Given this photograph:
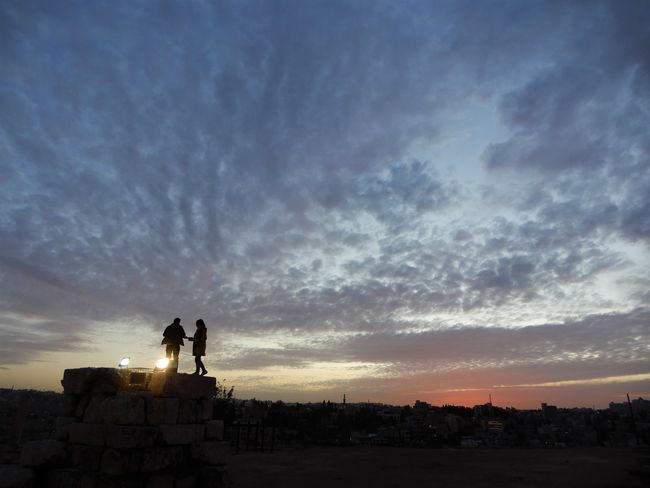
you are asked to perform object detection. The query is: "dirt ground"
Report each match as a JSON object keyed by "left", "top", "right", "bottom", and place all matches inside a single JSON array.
[{"left": 228, "top": 446, "right": 650, "bottom": 488}]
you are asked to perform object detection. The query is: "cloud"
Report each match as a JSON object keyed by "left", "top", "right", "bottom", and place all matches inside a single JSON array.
[
  {"left": 494, "top": 373, "right": 650, "bottom": 389},
  {"left": 485, "top": 2, "right": 650, "bottom": 171},
  {"left": 220, "top": 308, "right": 650, "bottom": 405},
  {"left": 344, "top": 308, "right": 650, "bottom": 366},
  {"left": 482, "top": 1, "right": 650, "bottom": 247},
  {"left": 217, "top": 308, "right": 650, "bottom": 383},
  {"left": 0, "top": 1, "right": 648, "bottom": 401}
]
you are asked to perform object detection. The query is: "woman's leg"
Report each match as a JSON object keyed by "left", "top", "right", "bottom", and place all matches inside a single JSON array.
[
  {"left": 198, "top": 356, "right": 208, "bottom": 375},
  {"left": 194, "top": 356, "right": 201, "bottom": 374}
]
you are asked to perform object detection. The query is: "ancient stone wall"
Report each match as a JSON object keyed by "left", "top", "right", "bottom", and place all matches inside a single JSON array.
[{"left": 3, "top": 368, "right": 229, "bottom": 488}]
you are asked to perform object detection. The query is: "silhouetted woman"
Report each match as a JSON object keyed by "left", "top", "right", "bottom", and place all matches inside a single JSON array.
[{"left": 188, "top": 319, "right": 208, "bottom": 376}]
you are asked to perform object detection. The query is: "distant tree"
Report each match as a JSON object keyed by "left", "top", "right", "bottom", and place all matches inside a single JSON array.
[
  {"left": 212, "top": 379, "right": 236, "bottom": 422},
  {"left": 215, "top": 379, "right": 234, "bottom": 400}
]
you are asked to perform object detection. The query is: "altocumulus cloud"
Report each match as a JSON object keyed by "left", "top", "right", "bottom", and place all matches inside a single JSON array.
[{"left": 0, "top": 0, "right": 648, "bottom": 402}]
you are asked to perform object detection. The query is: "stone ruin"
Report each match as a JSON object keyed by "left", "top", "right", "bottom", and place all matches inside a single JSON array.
[{"left": 3, "top": 368, "right": 230, "bottom": 487}]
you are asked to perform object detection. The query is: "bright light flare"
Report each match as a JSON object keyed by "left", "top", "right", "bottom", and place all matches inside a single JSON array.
[
  {"left": 118, "top": 357, "right": 130, "bottom": 368},
  {"left": 155, "top": 358, "right": 170, "bottom": 370}
]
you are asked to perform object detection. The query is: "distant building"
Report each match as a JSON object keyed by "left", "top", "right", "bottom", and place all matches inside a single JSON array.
[
  {"left": 541, "top": 402, "right": 558, "bottom": 421},
  {"left": 609, "top": 397, "right": 650, "bottom": 417}
]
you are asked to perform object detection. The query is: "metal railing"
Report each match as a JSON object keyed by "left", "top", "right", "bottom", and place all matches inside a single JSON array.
[{"left": 231, "top": 421, "right": 276, "bottom": 454}]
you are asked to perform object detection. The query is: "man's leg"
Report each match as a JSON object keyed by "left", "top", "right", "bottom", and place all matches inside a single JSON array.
[{"left": 169, "top": 345, "right": 180, "bottom": 372}]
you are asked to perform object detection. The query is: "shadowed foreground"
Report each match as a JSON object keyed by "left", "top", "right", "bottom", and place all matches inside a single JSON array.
[{"left": 229, "top": 446, "right": 650, "bottom": 488}]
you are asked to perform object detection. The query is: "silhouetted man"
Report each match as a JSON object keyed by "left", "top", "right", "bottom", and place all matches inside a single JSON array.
[{"left": 162, "top": 317, "right": 187, "bottom": 362}]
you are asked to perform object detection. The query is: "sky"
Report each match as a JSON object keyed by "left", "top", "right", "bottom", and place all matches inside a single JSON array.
[{"left": 1, "top": 0, "right": 649, "bottom": 409}]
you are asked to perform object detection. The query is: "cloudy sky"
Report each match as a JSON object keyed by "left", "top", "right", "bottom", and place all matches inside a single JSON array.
[{"left": 1, "top": 0, "right": 649, "bottom": 408}]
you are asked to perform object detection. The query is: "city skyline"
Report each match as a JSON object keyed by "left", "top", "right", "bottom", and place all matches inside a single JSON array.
[{"left": 1, "top": 0, "right": 649, "bottom": 409}]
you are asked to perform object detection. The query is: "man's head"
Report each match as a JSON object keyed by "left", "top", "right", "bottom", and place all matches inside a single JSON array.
[{"left": 173, "top": 317, "right": 181, "bottom": 324}]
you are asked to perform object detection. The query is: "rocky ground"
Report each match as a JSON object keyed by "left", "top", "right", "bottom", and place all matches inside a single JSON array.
[{"left": 228, "top": 445, "right": 650, "bottom": 488}]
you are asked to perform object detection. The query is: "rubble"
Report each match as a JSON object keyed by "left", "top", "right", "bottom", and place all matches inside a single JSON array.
[
  {"left": 205, "top": 420, "right": 225, "bottom": 441},
  {"left": 0, "top": 465, "right": 36, "bottom": 488},
  {"left": 6, "top": 368, "right": 228, "bottom": 488},
  {"left": 19, "top": 440, "right": 66, "bottom": 467}
]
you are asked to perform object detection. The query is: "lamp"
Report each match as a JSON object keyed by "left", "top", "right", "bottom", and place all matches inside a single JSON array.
[{"left": 154, "top": 358, "right": 170, "bottom": 371}]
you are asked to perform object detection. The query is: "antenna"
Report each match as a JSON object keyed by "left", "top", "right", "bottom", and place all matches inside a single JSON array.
[{"left": 627, "top": 393, "right": 640, "bottom": 446}]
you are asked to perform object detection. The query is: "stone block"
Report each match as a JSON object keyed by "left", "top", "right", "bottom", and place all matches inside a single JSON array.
[
  {"left": 177, "top": 399, "right": 198, "bottom": 424},
  {"left": 63, "top": 395, "right": 81, "bottom": 417},
  {"left": 41, "top": 468, "right": 95, "bottom": 488},
  {"left": 61, "top": 368, "right": 129, "bottom": 396},
  {"left": 19, "top": 440, "right": 66, "bottom": 468},
  {"left": 67, "top": 445, "right": 103, "bottom": 471},
  {"left": 75, "top": 396, "right": 91, "bottom": 419},
  {"left": 99, "top": 449, "right": 122, "bottom": 476},
  {"left": 148, "top": 373, "right": 216, "bottom": 399},
  {"left": 120, "top": 389, "right": 153, "bottom": 401},
  {"left": 52, "top": 417, "right": 77, "bottom": 441},
  {"left": 0, "top": 464, "right": 35, "bottom": 488},
  {"left": 190, "top": 441, "right": 229, "bottom": 466},
  {"left": 146, "top": 398, "right": 179, "bottom": 425},
  {"left": 100, "top": 395, "right": 146, "bottom": 425},
  {"left": 95, "top": 473, "right": 144, "bottom": 488},
  {"left": 106, "top": 425, "right": 158, "bottom": 449},
  {"left": 145, "top": 398, "right": 164, "bottom": 425},
  {"left": 175, "top": 472, "right": 197, "bottom": 488},
  {"left": 100, "top": 449, "right": 141, "bottom": 475},
  {"left": 0, "top": 446, "right": 20, "bottom": 465},
  {"left": 159, "top": 424, "right": 204, "bottom": 445},
  {"left": 200, "top": 399, "right": 213, "bottom": 422},
  {"left": 145, "top": 473, "right": 174, "bottom": 488},
  {"left": 140, "top": 446, "right": 186, "bottom": 472},
  {"left": 205, "top": 420, "right": 224, "bottom": 441},
  {"left": 68, "top": 423, "right": 106, "bottom": 447},
  {"left": 78, "top": 473, "right": 97, "bottom": 488},
  {"left": 82, "top": 396, "right": 107, "bottom": 424},
  {"left": 164, "top": 398, "right": 180, "bottom": 424},
  {"left": 199, "top": 467, "right": 230, "bottom": 488}
]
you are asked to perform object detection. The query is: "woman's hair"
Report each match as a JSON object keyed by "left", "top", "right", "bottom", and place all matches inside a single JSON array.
[{"left": 196, "top": 319, "right": 206, "bottom": 328}]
